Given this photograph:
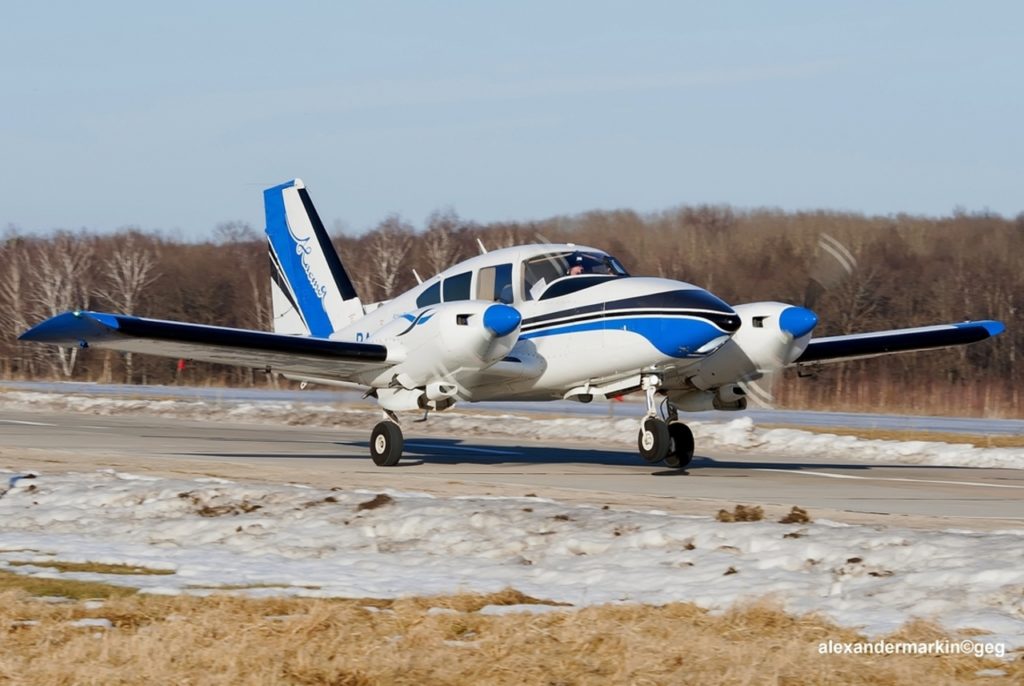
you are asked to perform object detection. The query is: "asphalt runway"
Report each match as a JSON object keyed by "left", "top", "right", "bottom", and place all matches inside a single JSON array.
[
  {"left": 7, "top": 380, "right": 1024, "bottom": 434},
  {"left": 2, "top": 408, "right": 1022, "bottom": 531}
]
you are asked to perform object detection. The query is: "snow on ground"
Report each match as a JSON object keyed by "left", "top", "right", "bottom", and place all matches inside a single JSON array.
[
  {"left": 2, "top": 390, "right": 1023, "bottom": 469},
  {"left": 1, "top": 469, "right": 1022, "bottom": 649}
]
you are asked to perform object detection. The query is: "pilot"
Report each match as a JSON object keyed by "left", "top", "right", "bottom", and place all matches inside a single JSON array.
[{"left": 566, "top": 252, "right": 587, "bottom": 276}]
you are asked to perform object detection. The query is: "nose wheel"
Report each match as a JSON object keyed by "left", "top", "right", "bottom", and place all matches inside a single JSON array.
[
  {"left": 638, "top": 417, "right": 671, "bottom": 462},
  {"left": 636, "top": 374, "right": 694, "bottom": 468},
  {"left": 664, "top": 421, "right": 694, "bottom": 469}
]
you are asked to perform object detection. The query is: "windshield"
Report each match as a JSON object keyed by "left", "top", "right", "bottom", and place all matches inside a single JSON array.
[{"left": 523, "top": 250, "right": 628, "bottom": 300}]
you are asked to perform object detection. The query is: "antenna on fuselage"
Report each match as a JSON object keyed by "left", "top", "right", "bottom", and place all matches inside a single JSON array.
[
  {"left": 476, "top": 238, "right": 488, "bottom": 254},
  {"left": 412, "top": 269, "right": 423, "bottom": 285}
]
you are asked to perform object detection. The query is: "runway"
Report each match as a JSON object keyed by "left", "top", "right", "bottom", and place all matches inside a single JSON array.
[
  {"left": 6, "top": 380, "right": 1024, "bottom": 434},
  {"left": 2, "top": 408, "right": 1021, "bottom": 531}
]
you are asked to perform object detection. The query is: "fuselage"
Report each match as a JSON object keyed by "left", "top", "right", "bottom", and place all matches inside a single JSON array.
[{"left": 335, "top": 244, "right": 741, "bottom": 404}]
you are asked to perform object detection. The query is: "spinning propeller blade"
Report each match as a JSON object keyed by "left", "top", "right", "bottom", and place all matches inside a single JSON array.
[{"left": 743, "top": 233, "right": 858, "bottom": 408}]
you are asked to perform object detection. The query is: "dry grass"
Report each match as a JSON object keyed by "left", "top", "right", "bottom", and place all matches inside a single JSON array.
[
  {"left": 1, "top": 583, "right": 1019, "bottom": 686},
  {"left": 716, "top": 504, "right": 765, "bottom": 523},
  {"left": 177, "top": 490, "right": 263, "bottom": 517},
  {"left": 760, "top": 424, "right": 1024, "bottom": 449},
  {"left": 6, "top": 561, "right": 174, "bottom": 576},
  {"left": 356, "top": 493, "right": 395, "bottom": 511},
  {"left": 779, "top": 506, "right": 813, "bottom": 524},
  {"left": 0, "top": 570, "right": 136, "bottom": 600},
  {"left": 185, "top": 583, "right": 323, "bottom": 591}
]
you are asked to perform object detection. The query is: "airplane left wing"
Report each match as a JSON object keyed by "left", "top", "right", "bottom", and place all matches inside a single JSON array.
[
  {"left": 791, "top": 320, "right": 1004, "bottom": 367},
  {"left": 19, "top": 311, "right": 391, "bottom": 379}
]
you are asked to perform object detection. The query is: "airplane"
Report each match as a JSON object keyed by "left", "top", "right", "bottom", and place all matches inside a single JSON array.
[{"left": 20, "top": 179, "right": 1006, "bottom": 468}]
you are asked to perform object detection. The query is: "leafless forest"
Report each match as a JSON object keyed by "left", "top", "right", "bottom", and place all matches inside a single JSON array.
[{"left": 1, "top": 206, "right": 1019, "bottom": 417}]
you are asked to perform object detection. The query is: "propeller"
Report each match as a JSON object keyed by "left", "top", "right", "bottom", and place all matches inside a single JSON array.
[
  {"left": 804, "top": 233, "right": 857, "bottom": 310},
  {"left": 738, "top": 233, "right": 857, "bottom": 408}
]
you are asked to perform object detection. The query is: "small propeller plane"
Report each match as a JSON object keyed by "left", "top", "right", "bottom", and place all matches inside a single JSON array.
[{"left": 21, "top": 179, "right": 1006, "bottom": 468}]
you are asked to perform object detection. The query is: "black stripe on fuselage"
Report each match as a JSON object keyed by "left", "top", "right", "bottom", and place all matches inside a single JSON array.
[
  {"left": 521, "top": 308, "right": 739, "bottom": 334},
  {"left": 522, "top": 289, "right": 739, "bottom": 330},
  {"left": 298, "top": 187, "right": 360, "bottom": 302}
]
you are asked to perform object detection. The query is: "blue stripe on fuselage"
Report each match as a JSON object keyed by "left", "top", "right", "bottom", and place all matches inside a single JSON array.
[{"left": 520, "top": 315, "right": 724, "bottom": 358}]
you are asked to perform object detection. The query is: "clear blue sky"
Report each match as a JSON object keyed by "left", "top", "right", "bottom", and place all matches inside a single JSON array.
[{"left": 2, "top": 1, "right": 1021, "bottom": 238}]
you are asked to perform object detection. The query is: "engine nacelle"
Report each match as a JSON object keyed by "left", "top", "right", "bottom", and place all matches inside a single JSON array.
[
  {"left": 716, "top": 384, "right": 746, "bottom": 403},
  {"left": 375, "top": 387, "right": 457, "bottom": 412},
  {"left": 360, "top": 300, "right": 521, "bottom": 411},
  {"left": 686, "top": 301, "right": 816, "bottom": 391}
]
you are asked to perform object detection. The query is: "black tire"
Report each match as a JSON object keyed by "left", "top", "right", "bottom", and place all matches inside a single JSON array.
[
  {"left": 637, "top": 417, "right": 671, "bottom": 463},
  {"left": 370, "top": 421, "right": 404, "bottom": 466},
  {"left": 664, "top": 421, "right": 694, "bottom": 469}
]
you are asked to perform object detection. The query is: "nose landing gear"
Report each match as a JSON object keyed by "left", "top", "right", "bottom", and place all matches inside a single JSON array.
[
  {"left": 636, "top": 374, "right": 694, "bottom": 469},
  {"left": 638, "top": 416, "right": 671, "bottom": 462},
  {"left": 664, "top": 421, "right": 694, "bottom": 469}
]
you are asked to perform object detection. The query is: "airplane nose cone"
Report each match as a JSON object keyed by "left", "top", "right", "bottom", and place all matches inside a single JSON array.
[
  {"left": 483, "top": 304, "right": 521, "bottom": 337},
  {"left": 779, "top": 306, "right": 818, "bottom": 339}
]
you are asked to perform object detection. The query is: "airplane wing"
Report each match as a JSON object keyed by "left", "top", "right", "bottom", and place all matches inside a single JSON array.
[
  {"left": 19, "top": 311, "right": 391, "bottom": 379},
  {"left": 791, "top": 320, "right": 1004, "bottom": 367}
]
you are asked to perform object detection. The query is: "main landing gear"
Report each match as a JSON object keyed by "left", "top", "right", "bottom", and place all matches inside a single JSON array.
[
  {"left": 636, "top": 375, "right": 695, "bottom": 469},
  {"left": 370, "top": 419, "right": 404, "bottom": 466},
  {"left": 368, "top": 379, "right": 696, "bottom": 470}
]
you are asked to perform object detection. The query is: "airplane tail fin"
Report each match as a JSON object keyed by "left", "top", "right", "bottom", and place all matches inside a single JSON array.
[{"left": 264, "top": 179, "right": 363, "bottom": 336}]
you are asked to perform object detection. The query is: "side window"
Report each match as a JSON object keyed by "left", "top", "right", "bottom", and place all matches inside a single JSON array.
[
  {"left": 476, "top": 267, "right": 496, "bottom": 300},
  {"left": 415, "top": 281, "right": 441, "bottom": 308},
  {"left": 476, "top": 263, "right": 514, "bottom": 302},
  {"left": 442, "top": 271, "right": 472, "bottom": 302}
]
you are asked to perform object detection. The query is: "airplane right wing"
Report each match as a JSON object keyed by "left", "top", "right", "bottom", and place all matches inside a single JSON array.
[
  {"left": 791, "top": 320, "right": 1004, "bottom": 367},
  {"left": 19, "top": 310, "right": 391, "bottom": 381}
]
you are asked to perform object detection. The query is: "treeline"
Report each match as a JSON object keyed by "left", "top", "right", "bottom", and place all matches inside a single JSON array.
[{"left": 1, "top": 206, "right": 1020, "bottom": 417}]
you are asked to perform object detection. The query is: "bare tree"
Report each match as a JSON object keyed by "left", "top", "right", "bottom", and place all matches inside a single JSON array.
[
  {"left": 214, "top": 220, "right": 260, "bottom": 244},
  {"left": 422, "top": 209, "right": 462, "bottom": 277},
  {"left": 32, "top": 233, "right": 95, "bottom": 377},
  {"left": 213, "top": 222, "right": 269, "bottom": 332},
  {"left": 0, "top": 231, "right": 34, "bottom": 376},
  {"left": 367, "top": 215, "right": 413, "bottom": 300},
  {"left": 94, "top": 233, "right": 159, "bottom": 383}
]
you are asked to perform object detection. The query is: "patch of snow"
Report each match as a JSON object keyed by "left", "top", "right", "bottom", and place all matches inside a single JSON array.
[
  {"left": 425, "top": 607, "right": 460, "bottom": 616},
  {"left": 477, "top": 604, "right": 571, "bottom": 616},
  {"left": 0, "top": 470, "right": 1021, "bottom": 650}
]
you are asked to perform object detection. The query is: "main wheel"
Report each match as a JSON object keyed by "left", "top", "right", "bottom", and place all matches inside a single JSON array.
[
  {"left": 664, "top": 421, "right": 695, "bottom": 469},
  {"left": 637, "top": 417, "right": 671, "bottom": 463},
  {"left": 370, "top": 421, "right": 404, "bottom": 466}
]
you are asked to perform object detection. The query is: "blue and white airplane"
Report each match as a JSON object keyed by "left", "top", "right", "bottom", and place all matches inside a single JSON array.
[{"left": 21, "top": 179, "right": 1006, "bottom": 468}]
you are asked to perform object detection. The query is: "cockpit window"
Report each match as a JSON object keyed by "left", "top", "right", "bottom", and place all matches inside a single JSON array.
[
  {"left": 415, "top": 281, "right": 441, "bottom": 308},
  {"left": 522, "top": 251, "right": 628, "bottom": 300}
]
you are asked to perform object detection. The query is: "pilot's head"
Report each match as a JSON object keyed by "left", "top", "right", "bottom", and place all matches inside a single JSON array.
[{"left": 567, "top": 252, "right": 586, "bottom": 275}]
